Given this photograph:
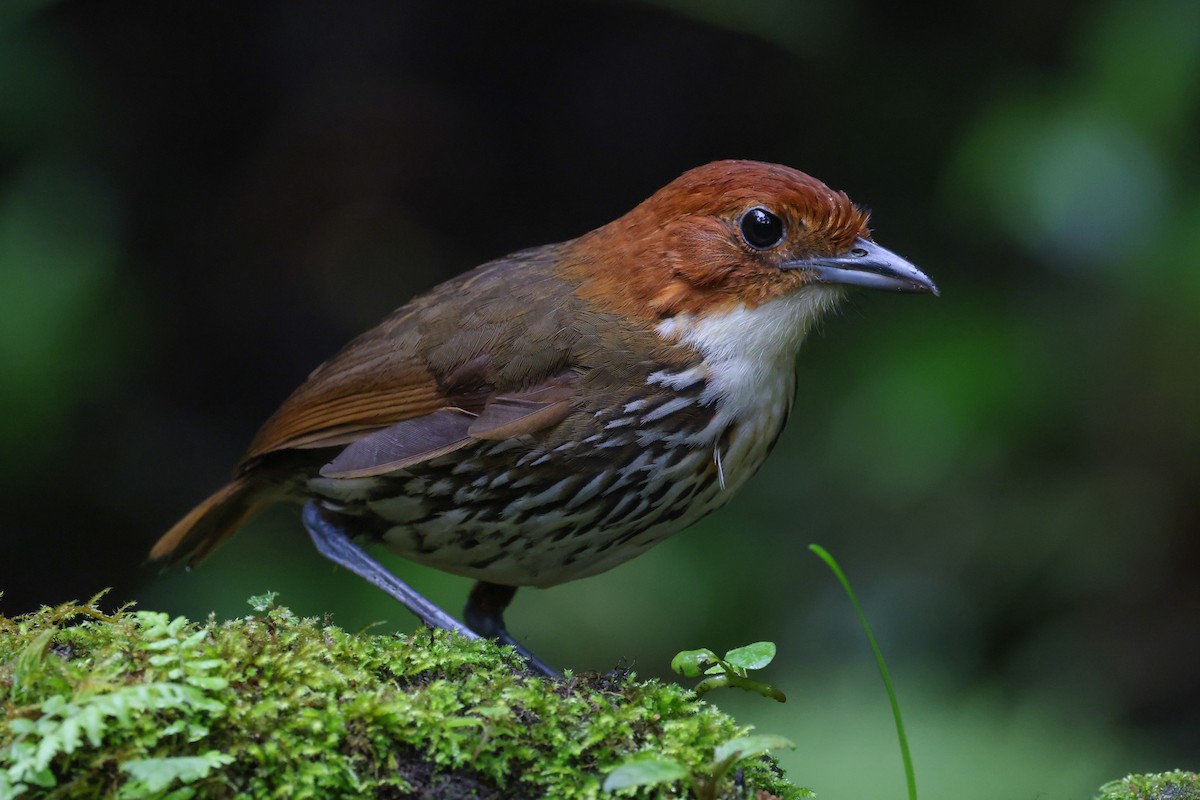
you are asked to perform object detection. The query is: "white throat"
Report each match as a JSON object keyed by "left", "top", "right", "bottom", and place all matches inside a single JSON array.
[
  {"left": 647, "top": 286, "right": 842, "bottom": 496},
  {"left": 655, "top": 287, "right": 841, "bottom": 421}
]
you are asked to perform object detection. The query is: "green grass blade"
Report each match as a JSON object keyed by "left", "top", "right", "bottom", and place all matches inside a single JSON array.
[{"left": 809, "top": 544, "right": 917, "bottom": 800}]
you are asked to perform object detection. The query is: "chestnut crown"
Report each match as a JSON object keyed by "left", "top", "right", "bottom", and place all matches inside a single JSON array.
[{"left": 567, "top": 160, "right": 876, "bottom": 318}]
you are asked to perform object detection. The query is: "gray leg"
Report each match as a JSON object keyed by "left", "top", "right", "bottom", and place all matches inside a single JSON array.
[{"left": 302, "top": 501, "right": 477, "bottom": 639}]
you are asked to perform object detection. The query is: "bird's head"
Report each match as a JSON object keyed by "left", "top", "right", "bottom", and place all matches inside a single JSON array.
[{"left": 567, "top": 160, "right": 937, "bottom": 322}]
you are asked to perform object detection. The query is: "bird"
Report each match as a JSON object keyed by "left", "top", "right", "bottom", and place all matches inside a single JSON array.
[{"left": 151, "top": 160, "right": 937, "bottom": 675}]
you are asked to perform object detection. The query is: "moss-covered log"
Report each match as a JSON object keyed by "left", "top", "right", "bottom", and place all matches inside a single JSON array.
[{"left": 0, "top": 595, "right": 806, "bottom": 799}]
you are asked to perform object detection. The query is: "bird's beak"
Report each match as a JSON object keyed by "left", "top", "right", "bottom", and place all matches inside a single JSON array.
[{"left": 784, "top": 237, "right": 938, "bottom": 295}]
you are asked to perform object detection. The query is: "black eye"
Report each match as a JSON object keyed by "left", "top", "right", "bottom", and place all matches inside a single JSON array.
[{"left": 740, "top": 207, "right": 785, "bottom": 250}]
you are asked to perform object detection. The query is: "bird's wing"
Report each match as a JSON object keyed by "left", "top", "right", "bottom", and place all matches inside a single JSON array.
[
  {"left": 240, "top": 246, "right": 580, "bottom": 474},
  {"left": 316, "top": 381, "right": 575, "bottom": 479}
]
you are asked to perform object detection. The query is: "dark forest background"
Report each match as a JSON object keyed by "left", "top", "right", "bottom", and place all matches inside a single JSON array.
[{"left": 2, "top": 1, "right": 1197, "bottom": 796}]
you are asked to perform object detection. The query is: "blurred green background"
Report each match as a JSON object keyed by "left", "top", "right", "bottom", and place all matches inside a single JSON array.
[{"left": 1, "top": 0, "right": 1197, "bottom": 796}]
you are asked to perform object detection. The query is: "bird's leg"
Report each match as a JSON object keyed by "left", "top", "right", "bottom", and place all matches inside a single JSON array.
[
  {"left": 465, "top": 581, "right": 560, "bottom": 678},
  {"left": 303, "top": 502, "right": 558, "bottom": 677},
  {"left": 302, "top": 501, "right": 478, "bottom": 640}
]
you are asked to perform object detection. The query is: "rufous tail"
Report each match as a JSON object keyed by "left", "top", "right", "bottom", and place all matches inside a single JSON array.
[{"left": 150, "top": 476, "right": 277, "bottom": 565}]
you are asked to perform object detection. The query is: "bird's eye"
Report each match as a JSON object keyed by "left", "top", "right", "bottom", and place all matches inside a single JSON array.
[{"left": 740, "top": 207, "right": 785, "bottom": 250}]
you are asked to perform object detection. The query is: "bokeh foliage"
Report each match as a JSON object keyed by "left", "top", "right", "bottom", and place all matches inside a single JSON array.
[{"left": 1, "top": 1, "right": 1197, "bottom": 798}]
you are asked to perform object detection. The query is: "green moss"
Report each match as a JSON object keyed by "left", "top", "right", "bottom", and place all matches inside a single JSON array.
[
  {"left": 1095, "top": 771, "right": 1200, "bottom": 800},
  {"left": 0, "top": 595, "right": 809, "bottom": 799}
]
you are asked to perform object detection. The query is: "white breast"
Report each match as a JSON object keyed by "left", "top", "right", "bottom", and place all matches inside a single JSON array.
[{"left": 653, "top": 287, "right": 842, "bottom": 492}]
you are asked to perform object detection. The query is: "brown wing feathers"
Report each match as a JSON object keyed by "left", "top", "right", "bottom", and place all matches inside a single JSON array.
[
  {"left": 467, "top": 381, "right": 574, "bottom": 440},
  {"left": 151, "top": 246, "right": 582, "bottom": 565},
  {"left": 318, "top": 381, "right": 576, "bottom": 480},
  {"left": 318, "top": 408, "right": 476, "bottom": 479}
]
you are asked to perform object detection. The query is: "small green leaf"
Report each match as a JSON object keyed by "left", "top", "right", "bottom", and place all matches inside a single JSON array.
[
  {"left": 474, "top": 705, "right": 509, "bottom": 719},
  {"left": 25, "top": 766, "right": 56, "bottom": 788},
  {"left": 723, "top": 641, "right": 776, "bottom": 671},
  {"left": 670, "top": 648, "right": 718, "bottom": 678},
  {"left": 713, "top": 734, "right": 795, "bottom": 764},
  {"left": 246, "top": 592, "right": 278, "bottom": 612},
  {"left": 161, "top": 788, "right": 197, "bottom": 800},
  {"left": 8, "top": 718, "right": 35, "bottom": 734},
  {"left": 119, "top": 752, "right": 234, "bottom": 793},
  {"left": 602, "top": 757, "right": 689, "bottom": 791}
]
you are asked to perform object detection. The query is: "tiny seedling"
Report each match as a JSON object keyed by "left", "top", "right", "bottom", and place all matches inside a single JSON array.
[
  {"left": 602, "top": 642, "right": 797, "bottom": 798},
  {"left": 671, "top": 641, "right": 787, "bottom": 702},
  {"left": 603, "top": 734, "right": 796, "bottom": 800},
  {"left": 246, "top": 591, "right": 279, "bottom": 612}
]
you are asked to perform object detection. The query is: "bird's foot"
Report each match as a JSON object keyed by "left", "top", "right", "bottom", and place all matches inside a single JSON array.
[{"left": 466, "top": 581, "right": 560, "bottom": 678}]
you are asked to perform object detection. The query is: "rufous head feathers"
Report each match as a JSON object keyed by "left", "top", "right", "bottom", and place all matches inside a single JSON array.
[{"left": 567, "top": 160, "right": 872, "bottom": 319}]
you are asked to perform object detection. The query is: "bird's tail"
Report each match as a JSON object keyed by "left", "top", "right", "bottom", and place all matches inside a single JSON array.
[{"left": 150, "top": 475, "right": 280, "bottom": 565}]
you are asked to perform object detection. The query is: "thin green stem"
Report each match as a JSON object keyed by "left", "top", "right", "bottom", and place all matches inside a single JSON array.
[{"left": 809, "top": 544, "right": 917, "bottom": 800}]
